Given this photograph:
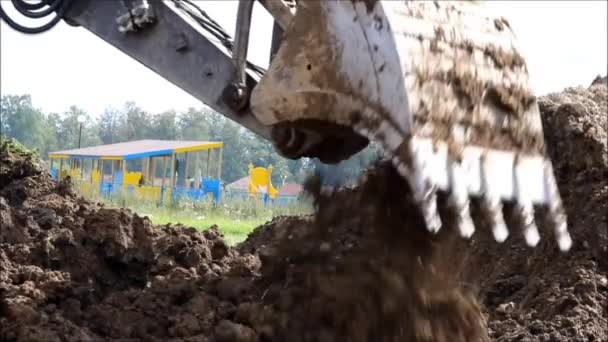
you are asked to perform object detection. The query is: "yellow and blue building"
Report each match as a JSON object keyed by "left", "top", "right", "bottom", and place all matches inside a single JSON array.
[{"left": 48, "top": 139, "right": 223, "bottom": 204}]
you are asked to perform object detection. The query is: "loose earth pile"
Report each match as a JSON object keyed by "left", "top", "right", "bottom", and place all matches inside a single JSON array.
[{"left": 1, "top": 79, "right": 606, "bottom": 342}]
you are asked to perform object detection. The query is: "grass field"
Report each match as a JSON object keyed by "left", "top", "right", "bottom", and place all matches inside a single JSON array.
[
  {"left": 80, "top": 187, "right": 312, "bottom": 245},
  {"left": 134, "top": 207, "right": 271, "bottom": 245}
]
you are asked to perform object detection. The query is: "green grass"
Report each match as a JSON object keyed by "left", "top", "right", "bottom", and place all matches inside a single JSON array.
[
  {"left": 78, "top": 187, "right": 312, "bottom": 245},
  {"left": 137, "top": 207, "right": 269, "bottom": 245}
]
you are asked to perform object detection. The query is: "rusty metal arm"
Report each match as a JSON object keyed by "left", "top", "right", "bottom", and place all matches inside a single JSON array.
[
  {"left": 63, "top": 0, "right": 271, "bottom": 140},
  {"left": 226, "top": 0, "right": 255, "bottom": 111},
  {"left": 258, "top": 0, "right": 294, "bottom": 30}
]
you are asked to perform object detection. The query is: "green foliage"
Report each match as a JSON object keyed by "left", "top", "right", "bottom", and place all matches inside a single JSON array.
[
  {"left": 177, "top": 107, "right": 211, "bottom": 140},
  {"left": 0, "top": 134, "right": 38, "bottom": 160},
  {"left": 151, "top": 110, "right": 179, "bottom": 140},
  {"left": 1, "top": 95, "right": 54, "bottom": 156},
  {"left": 312, "top": 143, "right": 382, "bottom": 187},
  {"left": 2, "top": 93, "right": 381, "bottom": 187},
  {"left": 0, "top": 135, "right": 45, "bottom": 179},
  {"left": 97, "top": 107, "right": 123, "bottom": 144},
  {"left": 59, "top": 106, "right": 103, "bottom": 149}
]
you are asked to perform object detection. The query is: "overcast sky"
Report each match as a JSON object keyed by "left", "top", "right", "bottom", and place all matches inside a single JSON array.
[{"left": 1, "top": 1, "right": 606, "bottom": 117}]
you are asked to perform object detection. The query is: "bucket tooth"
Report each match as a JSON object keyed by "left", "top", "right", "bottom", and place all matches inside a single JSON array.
[
  {"left": 480, "top": 153, "right": 509, "bottom": 243},
  {"left": 554, "top": 218, "right": 572, "bottom": 252},
  {"left": 449, "top": 159, "right": 475, "bottom": 239},
  {"left": 486, "top": 197, "right": 509, "bottom": 243},
  {"left": 520, "top": 204, "right": 541, "bottom": 247},
  {"left": 513, "top": 156, "right": 541, "bottom": 247},
  {"left": 409, "top": 139, "right": 443, "bottom": 233},
  {"left": 458, "top": 206, "right": 475, "bottom": 239},
  {"left": 543, "top": 162, "right": 572, "bottom": 251},
  {"left": 421, "top": 187, "right": 442, "bottom": 234}
]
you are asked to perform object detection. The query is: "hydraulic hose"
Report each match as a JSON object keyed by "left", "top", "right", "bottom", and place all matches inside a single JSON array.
[{"left": 0, "top": 0, "right": 72, "bottom": 34}]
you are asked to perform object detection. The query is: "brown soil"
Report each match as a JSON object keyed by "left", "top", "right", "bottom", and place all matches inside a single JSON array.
[
  {"left": 465, "top": 80, "right": 608, "bottom": 342},
  {"left": 1, "top": 79, "right": 606, "bottom": 342}
]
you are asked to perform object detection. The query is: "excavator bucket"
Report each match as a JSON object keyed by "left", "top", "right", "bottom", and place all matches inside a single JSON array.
[{"left": 250, "top": 1, "right": 571, "bottom": 251}]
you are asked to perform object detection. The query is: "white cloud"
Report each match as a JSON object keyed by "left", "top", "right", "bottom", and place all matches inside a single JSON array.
[{"left": 1, "top": 1, "right": 606, "bottom": 116}]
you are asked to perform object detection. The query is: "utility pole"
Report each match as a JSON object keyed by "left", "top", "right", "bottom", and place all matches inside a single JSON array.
[
  {"left": 78, "top": 123, "right": 83, "bottom": 148},
  {"left": 76, "top": 116, "right": 86, "bottom": 170},
  {"left": 77, "top": 116, "right": 85, "bottom": 148}
]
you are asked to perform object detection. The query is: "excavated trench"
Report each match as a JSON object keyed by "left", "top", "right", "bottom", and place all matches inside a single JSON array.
[{"left": 1, "top": 79, "right": 606, "bottom": 341}]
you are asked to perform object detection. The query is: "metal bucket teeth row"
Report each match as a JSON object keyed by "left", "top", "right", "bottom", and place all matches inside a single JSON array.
[
  {"left": 406, "top": 137, "right": 571, "bottom": 251},
  {"left": 354, "top": 115, "right": 571, "bottom": 251}
]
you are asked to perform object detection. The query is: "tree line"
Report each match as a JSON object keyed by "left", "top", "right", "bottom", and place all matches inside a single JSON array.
[{"left": 1, "top": 94, "right": 381, "bottom": 186}]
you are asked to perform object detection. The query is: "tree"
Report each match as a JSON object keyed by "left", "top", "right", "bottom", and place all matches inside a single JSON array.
[
  {"left": 203, "top": 110, "right": 226, "bottom": 141},
  {"left": 0, "top": 95, "right": 50, "bottom": 154},
  {"left": 44, "top": 112, "right": 62, "bottom": 153},
  {"left": 55, "top": 106, "right": 101, "bottom": 150},
  {"left": 286, "top": 158, "right": 311, "bottom": 183},
  {"left": 97, "top": 107, "right": 124, "bottom": 144},
  {"left": 216, "top": 120, "right": 248, "bottom": 183},
  {"left": 150, "top": 110, "right": 178, "bottom": 140},
  {"left": 311, "top": 143, "right": 382, "bottom": 187},
  {"left": 0, "top": 94, "right": 383, "bottom": 187},
  {"left": 123, "top": 102, "right": 153, "bottom": 141},
  {"left": 177, "top": 108, "right": 210, "bottom": 140}
]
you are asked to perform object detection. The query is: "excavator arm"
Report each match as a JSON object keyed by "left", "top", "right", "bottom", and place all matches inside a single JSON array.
[
  {"left": 1, "top": 0, "right": 572, "bottom": 251},
  {"left": 60, "top": 0, "right": 276, "bottom": 141}
]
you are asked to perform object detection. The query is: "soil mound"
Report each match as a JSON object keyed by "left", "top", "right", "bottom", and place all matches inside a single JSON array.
[
  {"left": 1, "top": 138, "right": 484, "bottom": 341},
  {"left": 1, "top": 139, "right": 259, "bottom": 341},
  {"left": 462, "top": 79, "right": 608, "bottom": 341},
  {"left": 1, "top": 78, "right": 606, "bottom": 342}
]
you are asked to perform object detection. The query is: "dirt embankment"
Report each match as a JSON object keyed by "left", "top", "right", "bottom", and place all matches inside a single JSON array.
[
  {"left": 464, "top": 80, "right": 608, "bottom": 341},
  {"left": 1, "top": 79, "right": 607, "bottom": 342}
]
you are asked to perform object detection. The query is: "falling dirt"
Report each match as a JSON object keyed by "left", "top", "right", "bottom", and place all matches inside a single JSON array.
[{"left": 1, "top": 78, "right": 607, "bottom": 342}]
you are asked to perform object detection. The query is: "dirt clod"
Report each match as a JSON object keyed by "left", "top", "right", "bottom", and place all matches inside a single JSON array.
[{"left": 1, "top": 79, "right": 607, "bottom": 341}]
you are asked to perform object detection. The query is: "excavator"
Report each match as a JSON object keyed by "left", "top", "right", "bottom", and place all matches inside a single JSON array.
[{"left": 0, "top": 0, "right": 572, "bottom": 251}]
